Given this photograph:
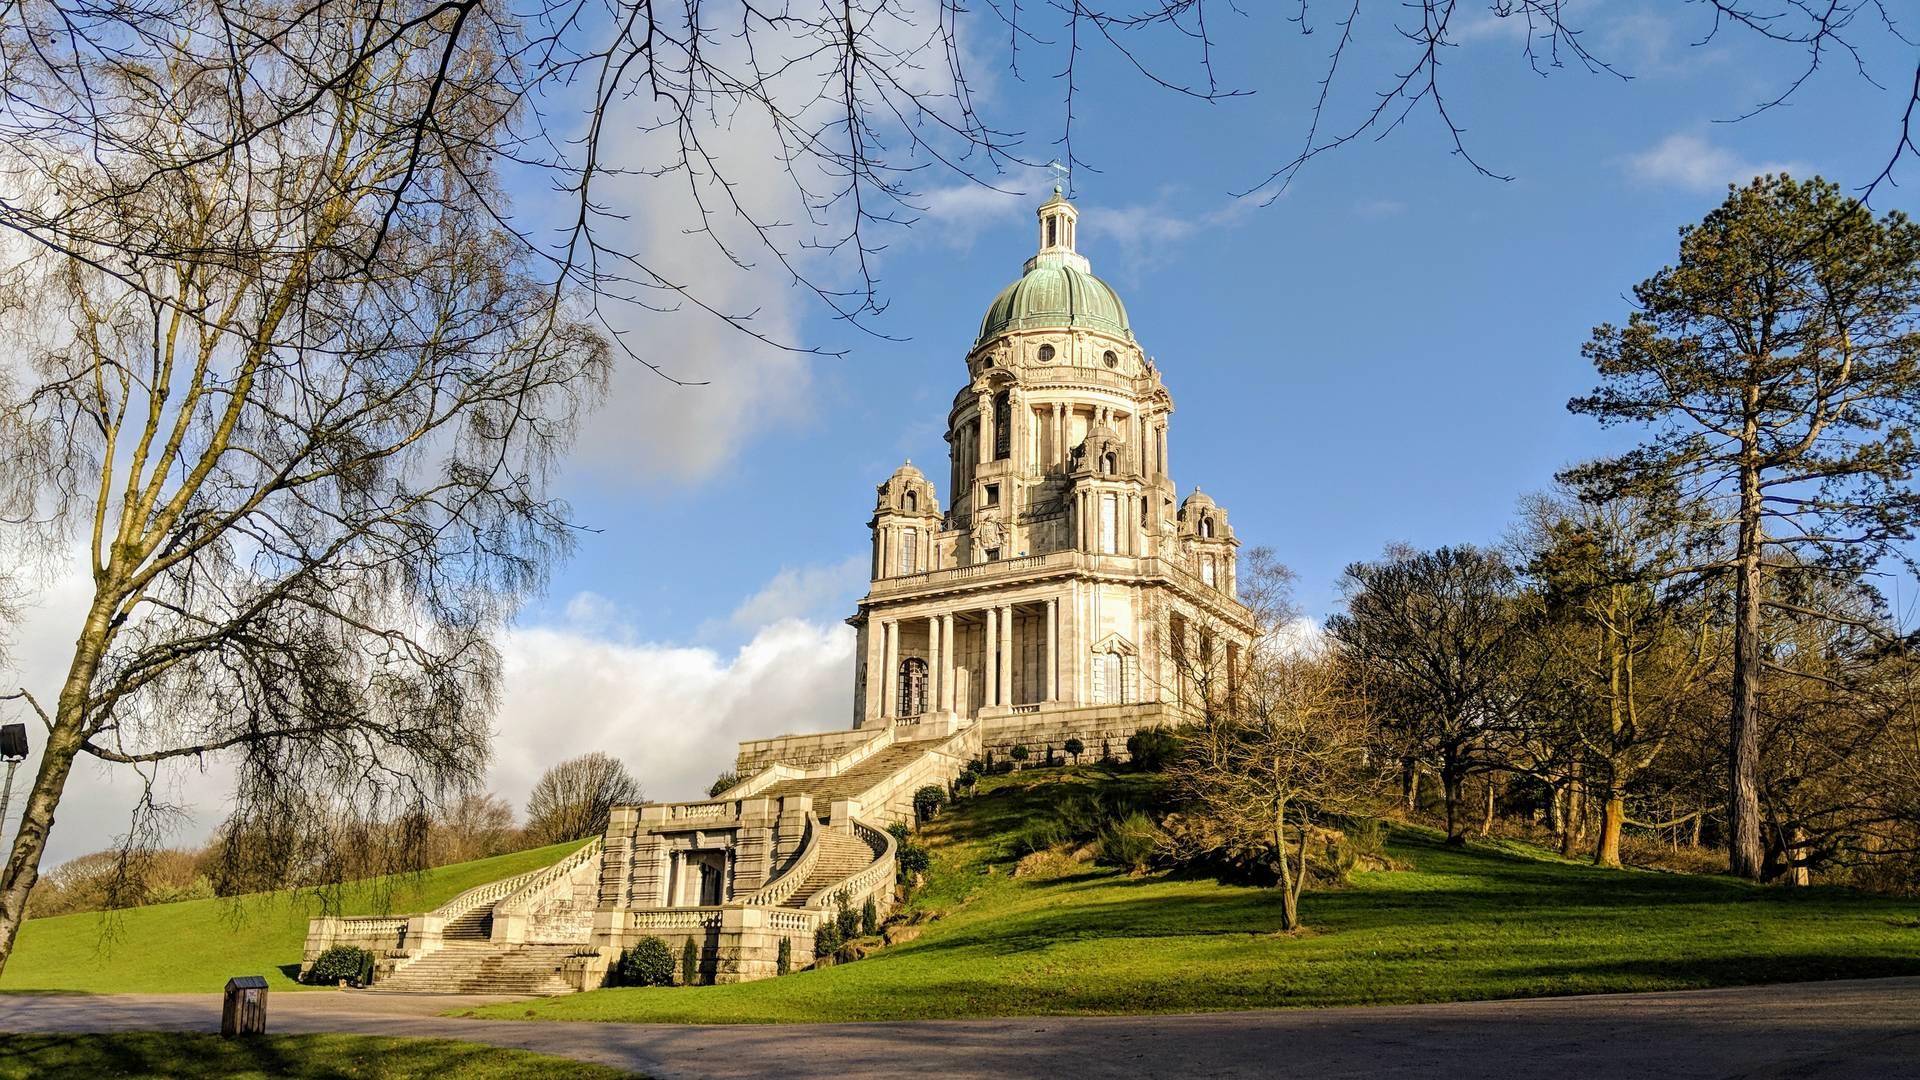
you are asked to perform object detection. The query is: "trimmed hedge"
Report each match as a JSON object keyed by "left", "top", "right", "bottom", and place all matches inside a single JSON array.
[
  {"left": 304, "top": 945, "right": 375, "bottom": 987},
  {"left": 612, "top": 937, "right": 675, "bottom": 987}
]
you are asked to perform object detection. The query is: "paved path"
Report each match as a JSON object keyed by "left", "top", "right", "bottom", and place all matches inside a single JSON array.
[{"left": 4, "top": 978, "right": 1919, "bottom": 1079}]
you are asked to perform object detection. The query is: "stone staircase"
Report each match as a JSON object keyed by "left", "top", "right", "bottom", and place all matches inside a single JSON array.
[
  {"left": 373, "top": 942, "right": 577, "bottom": 995},
  {"left": 441, "top": 903, "right": 494, "bottom": 942},
  {"left": 760, "top": 740, "right": 935, "bottom": 806},
  {"left": 783, "top": 829, "right": 882, "bottom": 909}
]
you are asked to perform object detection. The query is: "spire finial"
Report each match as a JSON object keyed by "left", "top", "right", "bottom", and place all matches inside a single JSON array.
[{"left": 1047, "top": 160, "right": 1070, "bottom": 196}]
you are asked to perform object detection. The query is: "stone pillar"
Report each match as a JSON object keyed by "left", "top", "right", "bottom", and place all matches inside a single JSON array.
[
  {"left": 999, "top": 605, "right": 1014, "bottom": 707},
  {"left": 977, "top": 392, "right": 993, "bottom": 466},
  {"left": 1046, "top": 596, "right": 1058, "bottom": 702},
  {"left": 1058, "top": 405, "right": 1070, "bottom": 471},
  {"left": 928, "top": 614, "right": 943, "bottom": 714},
  {"left": 882, "top": 619, "right": 899, "bottom": 718},
  {"left": 1159, "top": 423, "right": 1169, "bottom": 479},
  {"left": 940, "top": 613, "right": 956, "bottom": 711},
  {"left": 984, "top": 607, "right": 998, "bottom": 707},
  {"left": 862, "top": 617, "right": 884, "bottom": 726}
]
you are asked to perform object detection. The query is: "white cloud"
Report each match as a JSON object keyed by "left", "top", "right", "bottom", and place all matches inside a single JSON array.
[
  {"left": 1625, "top": 133, "right": 1810, "bottom": 192},
  {"left": 489, "top": 612, "right": 853, "bottom": 810},
  {"left": 727, "top": 556, "right": 868, "bottom": 632},
  {"left": 6, "top": 567, "right": 858, "bottom": 867}
]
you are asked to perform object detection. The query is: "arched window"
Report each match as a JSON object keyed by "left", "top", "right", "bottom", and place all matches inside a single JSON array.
[
  {"left": 904, "top": 490, "right": 918, "bottom": 512},
  {"left": 1101, "top": 452, "right": 1117, "bottom": 475},
  {"left": 1047, "top": 217, "right": 1058, "bottom": 248},
  {"left": 1200, "top": 515, "right": 1215, "bottom": 539},
  {"left": 898, "top": 657, "right": 929, "bottom": 717},
  {"left": 993, "top": 391, "right": 1012, "bottom": 460},
  {"left": 1202, "top": 555, "right": 1217, "bottom": 587}
]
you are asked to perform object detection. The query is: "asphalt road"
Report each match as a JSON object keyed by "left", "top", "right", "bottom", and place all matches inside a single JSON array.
[{"left": 3, "top": 977, "right": 1918, "bottom": 1079}]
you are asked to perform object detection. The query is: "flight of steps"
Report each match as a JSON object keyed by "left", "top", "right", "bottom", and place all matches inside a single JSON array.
[
  {"left": 783, "top": 829, "right": 882, "bottom": 908},
  {"left": 373, "top": 942, "right": 577, "bottom": 995},
  {"left": 760, "top": 741, "right": 934, "bottom": 806}
]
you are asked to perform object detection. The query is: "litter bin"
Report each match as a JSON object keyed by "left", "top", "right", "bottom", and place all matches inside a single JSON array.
[{"left": 222, "top": 975, "right": 269, "bottom": 1037}]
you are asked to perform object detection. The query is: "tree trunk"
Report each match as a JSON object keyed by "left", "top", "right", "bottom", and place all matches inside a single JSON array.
[
  {"left": 1690, "top": 805, "right": 1704, "bottom": 849},
  {"left": 1442, "top": 765, "right": 1467, "bottom": 846},
  {"left": 1728, "top": 461, "right": 1765, "bottom": 881},
  {"left": 0, "top": 593, "right": 114, "bottom": 978},
  {"left": 1595, "top": 794, "right": 1624, "bottom": 868},
  {"left": 1785, "top": 825, "right": 1811, "bottom": 887},
  {"left": 1273, "top": 803, "right": 1300, "bottom": 931},
  {"left": 1559, "top": 761, "right": 1584, "bottom": 857},
  {"left": 1547, "top": 777, "right": 1566, "bottom": 837},
  {"left": 1401, "top": 758, "right": 1420, "bottom": 813},
  {"left": 1479, "top": 777, "right": 1496, "bottom": 837}
]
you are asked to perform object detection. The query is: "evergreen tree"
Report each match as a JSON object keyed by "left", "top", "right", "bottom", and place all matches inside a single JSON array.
[{"left": 1567, "top": 176, "right": 1920, "bottom": 879}]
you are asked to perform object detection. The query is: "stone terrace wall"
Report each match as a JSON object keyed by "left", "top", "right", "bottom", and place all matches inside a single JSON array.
[
  {"left": 736, "top": 728, "right": 877, "bottom": 774},
  {"left": 977, "top": 701, "right": 1178, "bottom": 766}
]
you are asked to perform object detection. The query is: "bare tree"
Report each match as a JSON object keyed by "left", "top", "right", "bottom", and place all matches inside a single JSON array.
[
  {"left": 524, "top": 752, "right": 642, "bottom": 845},
  {"left": 1173, "top": 641, "right": 1374, "bottom": 931},
  {"left": 0, "top": 3, "right": 607, "bottom": 975},
  {"left": 1327, "top": 545, "right": 1522, "bottom": 845},
  {"left": 1517, "top": 489, "right": 1728, "bottom": 867}
]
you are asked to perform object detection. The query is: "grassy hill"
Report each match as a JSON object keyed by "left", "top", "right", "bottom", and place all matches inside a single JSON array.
[
  {"left": 476, "top": 767, "right": 1920, "bottom": 1024},
  {"left": 0, "top": 841, "right": 587, "bottom": 994}
]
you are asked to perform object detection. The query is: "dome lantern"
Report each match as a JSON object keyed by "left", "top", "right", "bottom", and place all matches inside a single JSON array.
[{"left": 974, "top": 190, "right": 1132, "bottom": 346}]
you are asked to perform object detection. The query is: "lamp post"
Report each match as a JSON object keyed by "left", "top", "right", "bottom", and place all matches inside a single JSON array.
[{"left": 0, "top": 722, "right": 26, "bottom": 852}]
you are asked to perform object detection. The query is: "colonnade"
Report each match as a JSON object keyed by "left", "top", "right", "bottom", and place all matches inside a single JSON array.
[{"left": 874, "top": 596, "right": 1060, "bottom": 719}]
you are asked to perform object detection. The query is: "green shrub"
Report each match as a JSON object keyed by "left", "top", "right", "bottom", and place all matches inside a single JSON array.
[
  {"left": 1126, "top": 728, "right": 1183, "bottom": 771},
  {"left": 1097, "top": 811, "right": 1166, "bottom": 874},
  {"left": 1009, "top": 744, "right": 1030, "bottom": 765},
  {"left": 814, "top": 921, "right": 844, "bottom": 957},
  {"left": 706, "top": 771, "right": 740, "bottom": 798},
  {"left": 1043, "top": 743, "right": 1057, "bottom": 767},
  {"left": 1063, "top": 737, "right": 1085, "bottom": 764},
  {"left": 1343, "top": 816, "right": 1389, "bottom": 861},
  {"left": 681, "top": 938, "right": 699, "bottom": 986},
  {"left": 953, "top": 771, "right": 979, "bottom": 797},
  {"left": 896, "top": 841, "right": 930, "bottom": 883},
  {"left": 983, "top": 750, "right": 995, "bottom": 774},
  {"left": 835, "top": 895, "right": 860, "bottom": 940},
  {"left": 886, "top": 821, "right": 912, "bottom": 845},
  {"left": 1100, "top": 738, "right": 1114, "bottom": 764},
  {"left": 964, "top": 758, "right": 985, "bottom": 778},
  {"left": 1054, "top": 791, "right": 1108, "bottom": 841},
  {"left": 1013, "top": 816, "right": 1069, "bottom": 856},
  {"left": 913, "top": 784, "right": 947, "bottom": 823},
  {"left": 861, "top": 896, "right": 878, "bottom": 936},
  {"left": 613, "top": 937, "right": 675, "bottom": 987},
  {"left": 305, "top": 945, "right": 375, "bottom": 987},
  {"left": 777, "top": 936, "right": 792, "bottom": 976}
]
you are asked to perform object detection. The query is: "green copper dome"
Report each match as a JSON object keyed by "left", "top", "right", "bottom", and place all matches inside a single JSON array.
[{"left": 976, "top": 261, "right": 1132, "bottom": 344}]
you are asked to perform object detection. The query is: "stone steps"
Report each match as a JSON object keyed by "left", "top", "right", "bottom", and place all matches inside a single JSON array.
[
  {"left": 373, "top": 943, "right": 577, "bottom": 996},
  {"left": 784, "top": 831, "right": 882, "bottom": 908},
  {"left": 761, "top": 743, "right": 934, "bottom": 805}
]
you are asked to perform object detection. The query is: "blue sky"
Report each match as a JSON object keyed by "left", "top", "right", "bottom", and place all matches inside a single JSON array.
[
  {"left": 18, "top": 2, "right": 1920, "bottom": 858},
  {"left": 536, "top": 6, "right": 1916, "bottom": 628}
]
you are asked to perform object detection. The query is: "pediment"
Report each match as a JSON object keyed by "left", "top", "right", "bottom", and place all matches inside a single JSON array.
[{"left": 1090, "top": 632, "right": 1137, "bottom": 656}]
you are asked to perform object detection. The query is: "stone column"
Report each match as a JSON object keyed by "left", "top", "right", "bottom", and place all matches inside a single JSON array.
[
  {"left": 1159, "top": 423, "right": 1169, "bottom": 479},
  {"left": 940, "top": 613, "right": 956, "bottom": 711},
  {"left": 862, "top": 616, "right": 884, "bottom": 726},
  {"left": 999, "top": 605, "right": 1015, "bottom": 707},
  {"left": 1058, "top": 405, "right": 1069, "bottom": 471},
  {"left": 1045, "top": 596, "right": 1058, "bottom": 702},
  {"left": 977, "top": 392, "right": 993, "bottom": 466},
  {"left": 882, "top": 619, "right": 899, "bottom": 718},
  {"left": 984, "top": 607, "right": 998, "bottom": 707},
  {"left": 927, "top": 614, "right": 943, "bottom": 715}
]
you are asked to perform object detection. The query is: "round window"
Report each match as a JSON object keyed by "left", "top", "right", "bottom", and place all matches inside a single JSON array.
[
  {"left": 1037, "top": 344, "right": 1056, "bottom": 362},
  {"left": 1103, "top": 350, "right": 1119, "bottom": 368}
]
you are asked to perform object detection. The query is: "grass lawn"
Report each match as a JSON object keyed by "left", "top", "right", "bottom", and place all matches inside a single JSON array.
[
  {"left": 0, "top": 1033, "right": 634, "bottom": 1079},
  {"left": 472, "top": 768, "right": 1920, "bottom": 1024},
  {"left": 0, "top": 841, "right": 586, "bottom": 995}
]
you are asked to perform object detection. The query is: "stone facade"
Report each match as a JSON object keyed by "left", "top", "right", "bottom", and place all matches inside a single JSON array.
[
  {"left": 850, "top": 189, "right": 1256, "bottom": 753},
  {"left": 305, "top": 191, "right": 1259, "bottom": 993}
]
